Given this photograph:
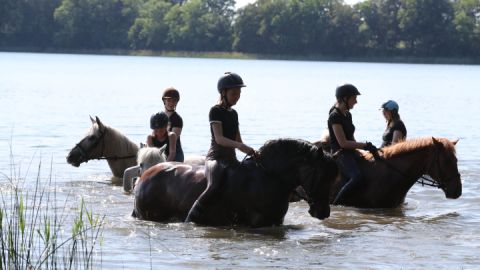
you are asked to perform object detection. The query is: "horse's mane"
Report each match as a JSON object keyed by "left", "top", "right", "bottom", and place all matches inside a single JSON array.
[
  {"left": 137, "top": 147, "right": 166, "bottom": 165},
  {"left": 257, "top": 138, "right": 320, "bottom": 170},
  {"left": 380, "top": 137, "right": 456, "bottom": 159}
]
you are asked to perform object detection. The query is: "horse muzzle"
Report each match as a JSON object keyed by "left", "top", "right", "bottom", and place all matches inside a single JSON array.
[{"left": 66, "top": 149, "right": 85, "bottom": 167}]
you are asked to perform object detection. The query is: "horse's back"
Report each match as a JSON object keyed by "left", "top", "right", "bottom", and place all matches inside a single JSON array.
[{"left": 134, "top": 163, "right": 207, "bottom": 222}]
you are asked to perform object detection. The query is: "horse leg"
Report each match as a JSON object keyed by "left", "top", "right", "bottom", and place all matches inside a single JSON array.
[
  {"left": 333, "top": 151, "right": 363, "bottom": 205},
  {"left": 185, "top": 160, "right": 226, "bottom": 224}
]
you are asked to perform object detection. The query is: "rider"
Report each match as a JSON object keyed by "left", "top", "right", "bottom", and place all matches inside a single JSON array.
[
  {"left": 185, "top": 72, "right": 256, "bottom": 223},
  {"left": 146, "top": 112, "right": 182, "bottom": 162},
  {"left": 380, "top": 100, "right": 407, "bottom": 147},
  {"left": 328, "top": 83, "right": 378, "bottom": 205},
  {"left": 161, "top": 87, "right": 184, "bottom": 162}
]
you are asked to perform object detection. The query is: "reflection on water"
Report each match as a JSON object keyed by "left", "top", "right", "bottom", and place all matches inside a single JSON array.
[{"left": 1, "top": 52, "right": 480, "bottom": 268}]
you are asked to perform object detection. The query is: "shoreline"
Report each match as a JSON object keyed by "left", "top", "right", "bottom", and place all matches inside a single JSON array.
[{"left": 1, "top": 47, "right": 479, "bottom": 65}]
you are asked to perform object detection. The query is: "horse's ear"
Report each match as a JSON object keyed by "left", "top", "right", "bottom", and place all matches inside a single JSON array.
[
  {"left": 432, "top": 137, "right": 442, "bottom": 147},
  {"left": 451, "top": 139, "right": 459, "bottom": 145},
  {"left": 90, "top": 115, "right": 95, "bottom": 124},
  {"left": 95, "top": 116, "right": 105, "bottom": 129}
]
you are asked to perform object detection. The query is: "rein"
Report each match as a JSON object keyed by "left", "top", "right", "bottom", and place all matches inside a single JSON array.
[
  {"left": 375, "top": 145, "right": 449, "bottom": 189},
  {"left": 75, "top": 127, "right": 136, "bottom": 162}
]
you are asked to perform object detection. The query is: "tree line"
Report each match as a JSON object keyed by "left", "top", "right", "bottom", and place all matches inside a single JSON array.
[{"left": 1, "top": 0, "right": 479, "bottom": 59}]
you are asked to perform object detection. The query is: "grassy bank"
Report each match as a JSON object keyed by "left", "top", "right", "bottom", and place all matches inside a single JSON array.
[
  {"left": 2, "top": 47, "right": 479, "bottom": 65},
  {"left": 0, "top": 155, "right": 105, "bottom": 269}
]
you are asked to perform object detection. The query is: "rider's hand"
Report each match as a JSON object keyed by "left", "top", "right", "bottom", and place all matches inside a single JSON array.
[
  {"left": 363, "top": 141, "right": 379, "bottom": 155},
  {"left": 239, "top": 144, "right": 255, "bottom": 156}
]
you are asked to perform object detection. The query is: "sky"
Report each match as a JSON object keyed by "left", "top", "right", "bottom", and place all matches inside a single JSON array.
[{"left": 235, "top": 0, "right": 362, "bottom": 9}]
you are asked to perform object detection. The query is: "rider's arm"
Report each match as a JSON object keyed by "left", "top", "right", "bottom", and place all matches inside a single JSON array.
[
  {"left": 211, "top": 122, "right": 253, "bottom": 154},
  {"left": 146, "top": 135, "right": 154, "bottom": 147},
  {"left": 166, "top": 132, "right": 177, "bottom": 161},
  {"left": 171, "top": 127, "right": 182, "bottom": 138},
  {"left": 332, "top": 124, "right": 367, "bottom": 150},
  {"left": 392, "top": 130, "right": 404, "bottom": 145}
]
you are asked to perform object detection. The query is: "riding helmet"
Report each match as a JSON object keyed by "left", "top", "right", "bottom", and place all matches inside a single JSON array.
[
  {"left": 381, "top": 100, "right": 399, "bottom": 111},
  {"left": 162, "top": 87, "right": 180, "bottom": 101},
  {"left": 217, "top": 72, "right": 246, "bottom": 93},
  {"left": 335, "top": 84, "right": 361, "bottom": 99},
  {"left": 150, "top": 112, "right": 169, "bottom": 129}
]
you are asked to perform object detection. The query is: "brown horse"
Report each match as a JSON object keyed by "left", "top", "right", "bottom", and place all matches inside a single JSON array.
[
  {"left": 133, "top": 138, "right": 339, "bottom": 227},
  {"left": 328, "top": 137, "right": 462, "bottom": 208}
]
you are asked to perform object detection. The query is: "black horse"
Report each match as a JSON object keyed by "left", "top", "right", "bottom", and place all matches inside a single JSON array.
[{"left": 133, "top": 138, "right": 338, "bottom": 227}]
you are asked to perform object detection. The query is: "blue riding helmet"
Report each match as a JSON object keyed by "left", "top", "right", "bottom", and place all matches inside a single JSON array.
[
  {"left": 150, "top": 112, "right": 169, "bottom": 129},
  {"left": 381, "top": 100, "right": 399, "bottom": 111}
]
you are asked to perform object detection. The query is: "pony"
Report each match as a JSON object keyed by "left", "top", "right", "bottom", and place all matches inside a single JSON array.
[
  {"left": 66, "top": 116, "right": 206, "bottom": 180},
  {"left": 67, "top": 116, "right": 138, "bottom": 180},
  {"left": 133, "top": 138, "right": 339, "bottom": 228},
  {"left": 123, "top": 146, "right": 166, "bottom": 193},
  {"left": 326, "top": 137, "right": 462, "bottom": 208}
]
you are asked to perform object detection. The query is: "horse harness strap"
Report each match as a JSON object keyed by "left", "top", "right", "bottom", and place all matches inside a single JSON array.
[
  {"left": 377, "top": 146, "right": 446, "bottom": 189},
  {"left": 76, "top": 127, "right": 136, "bottom": 162}
]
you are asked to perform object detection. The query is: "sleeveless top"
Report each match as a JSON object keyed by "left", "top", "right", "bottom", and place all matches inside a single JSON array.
[
  {"left": 167, "top": 111, "right": 184, "bottom": 161},
  {"left": 328, "top": 107, "right": 355, "bottom": 153},
  {"left": 381, "top": 120, "right": 407, "bottom": 147},
  {"left": 206, "top": 105, "right": 239, "bottom": 165}
]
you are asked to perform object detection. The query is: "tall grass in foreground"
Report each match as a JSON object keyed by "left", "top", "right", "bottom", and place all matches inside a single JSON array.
[{"left": 0, "top": 155, "right": 105, "bottom": 269}]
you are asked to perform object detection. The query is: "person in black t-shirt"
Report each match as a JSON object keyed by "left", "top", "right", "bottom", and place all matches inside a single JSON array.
[
  {"left": 161, "top": 87, "right": 184, "bottom": 162},
  {"left": 146, "top": 112, "right": 180, "bottom": 162},
  {"left": 186, "top": 72, "right": 256, "bottom": 223},
  {"left": 380, "top": 100, "right": 407, "bottom": 147},
  {"left": 327, "top": 84, "right": 378, "bottom": 205}
]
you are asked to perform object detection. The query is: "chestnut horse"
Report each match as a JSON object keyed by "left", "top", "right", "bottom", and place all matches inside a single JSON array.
[
  {"left": 328, "top": 137, "right": 462, "bottom": 208},
  {"left": 133, "top": 139, "right": 339, "bottom": 227}
]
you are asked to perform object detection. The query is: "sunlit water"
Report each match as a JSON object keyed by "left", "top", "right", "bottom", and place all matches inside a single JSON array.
[{"left": 1, "top": 52, "right": 479, "bottom": 269}]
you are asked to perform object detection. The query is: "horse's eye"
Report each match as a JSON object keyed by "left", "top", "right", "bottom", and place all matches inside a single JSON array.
[{"left": 88, "top": 136, "right": 96, "bottom": 141}]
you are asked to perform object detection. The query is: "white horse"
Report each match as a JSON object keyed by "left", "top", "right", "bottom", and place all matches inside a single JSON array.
[
  {"left": 67, "top": 116, "right": 205, "bottom": 182},
  {"left": 122, "top": 146, "right": 166, "bottom": 193}
]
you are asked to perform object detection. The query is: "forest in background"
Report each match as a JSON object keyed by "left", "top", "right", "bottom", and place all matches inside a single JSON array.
[{"left": 1, "top": 0, "right": 479, "bottom": 61}]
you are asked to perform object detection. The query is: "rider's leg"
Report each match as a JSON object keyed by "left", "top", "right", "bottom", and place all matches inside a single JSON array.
[
  {"left": 185, "top": 160, "right": 226, "bottom": 223},
  {"left": 333, "top": 151, "right": 362, "bottom": 205}
]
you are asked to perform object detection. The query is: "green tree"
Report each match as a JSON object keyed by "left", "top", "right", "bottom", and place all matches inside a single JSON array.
[
  {"left": 452, "top": 0, "right": 480, "bottom": 56},
  {"left": 397, "top": 0, "right": 455, "bottom": 56},
  {"left": 54, "top": 0, "right": 143, "bottom": 49},
  {"left": 0, "top": 0, "right": 61, "bottom": 47},
  {"left": 163, "top": 0, "right": 234, "bottom": 51},
  {"left": 357, "top": 0, "right": 401, "bottom": 55},
  {"left": 128, "top": 0, "right": 173, "bottom": 49}
]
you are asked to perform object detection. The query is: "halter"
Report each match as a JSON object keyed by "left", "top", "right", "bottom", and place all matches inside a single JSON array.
[
  {"left": 378, "top": 143, "right": 459, "bottom": 189},
  {"left": 74, "top": 126, "right": 136, "bottom": 162}
]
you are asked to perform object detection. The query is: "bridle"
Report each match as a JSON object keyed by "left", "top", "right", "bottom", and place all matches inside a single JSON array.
[
  {"left": 378, "top": 144, "right": 459, "bottom": 189},
  {"left": 74, "top": 126, "right": 136, "bottom": 162}
]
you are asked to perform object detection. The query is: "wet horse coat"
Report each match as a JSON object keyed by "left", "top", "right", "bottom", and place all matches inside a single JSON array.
[{"left": 133, "top": 139, "right": 338, "bottom": 227}]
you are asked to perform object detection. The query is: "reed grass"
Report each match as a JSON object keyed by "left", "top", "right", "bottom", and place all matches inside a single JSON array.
[{"left": 0, "top": 151, "right": 105, "bottom": 270}]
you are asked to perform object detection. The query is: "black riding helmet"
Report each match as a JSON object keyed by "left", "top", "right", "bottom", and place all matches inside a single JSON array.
[
  {"left": 162, "top": 87, "right": 180, "bottom": 101},
  {"left": 335, "top": 84, "right": 361, "bottom": 99},
  {"left": 150, "top": 112, "right": 169, "bottom": 129},
  {"left": 217, "top": 72, "right": 246, "bottom": 92}
]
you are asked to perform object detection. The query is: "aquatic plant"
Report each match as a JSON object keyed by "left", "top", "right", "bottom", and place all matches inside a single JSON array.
[{"left": 0, "top": 152, "right": 105, "bottom": 270}]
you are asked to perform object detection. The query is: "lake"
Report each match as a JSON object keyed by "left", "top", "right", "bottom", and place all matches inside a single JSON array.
[{"left": 0, "top": 52, "right": 479, "bottom": 269}]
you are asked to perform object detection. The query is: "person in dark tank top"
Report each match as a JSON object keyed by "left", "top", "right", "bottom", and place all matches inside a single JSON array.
[
  {"left": 380, "top": 100, "right": 407, "bottom": 147},
  {"left": 327, "top": 83, "right": 379, "bottom": 205},
  {"left": 161, "top": 87, "right": 184, "bottom": 162},
  {"left": 186, "top": 72, "right": 256, "bottom": 223},
  {"left": 146, "top": 112, "right": 181, "bottom": 162}
]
